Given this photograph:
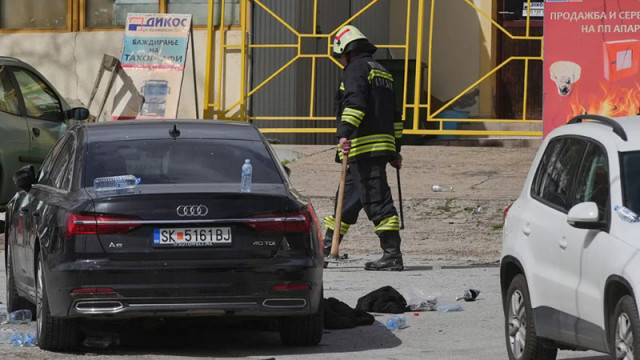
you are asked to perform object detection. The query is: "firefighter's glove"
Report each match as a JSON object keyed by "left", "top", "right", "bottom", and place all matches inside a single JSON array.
[
  {"left": 390, "top": 153, "right": 403, "bottom": 169},
  {"left": 339, "top": 137, "right": 352, "bottom": 156}
]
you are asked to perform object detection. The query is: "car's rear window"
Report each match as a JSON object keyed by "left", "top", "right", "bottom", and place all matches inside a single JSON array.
[
  {"left": 84, "top": 139, "right": 283, "bottom": 187},
  {"left": 621, "top": 151, "right": 640, "bottom": 213}
]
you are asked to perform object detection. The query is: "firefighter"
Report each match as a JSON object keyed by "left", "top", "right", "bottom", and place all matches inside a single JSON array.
[{"left": 323, "top": 25, "right": 404, "bottom": 271}]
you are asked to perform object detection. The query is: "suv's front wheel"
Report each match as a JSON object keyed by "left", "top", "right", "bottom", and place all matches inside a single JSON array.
[
  {"left": 611, "top": 295, "right": 640, "bottom": 360},
  {"left": 505, "top": 274, "right": 557, "bottom": 360}
]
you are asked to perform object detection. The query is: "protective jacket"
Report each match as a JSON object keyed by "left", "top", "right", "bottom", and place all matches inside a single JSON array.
[{"left": 335, "top": 53, "right": 403, "bottom": 162}]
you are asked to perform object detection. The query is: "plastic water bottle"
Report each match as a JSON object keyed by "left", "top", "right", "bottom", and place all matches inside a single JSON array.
[
  {"left": 240, "top": 159, "right": 253, "bottom": 193},
  {"left": 615, "top": 205, "right": 638, "bottom": 223},
  {"left": 10, "top": 332, "right": 24, "bottom": 347},
  {"left": 9, "top": 309, "right": 32, "bottom": 324},
  {"left": 386, "top": 315, "right": 407, "bottom": 330},
  {"left": 432, "top": 185, "right": 453, "bottom": 192},
  {"left": 437, "top": 304, "right": 464, "bottom": 312},
  {"left": 94, "top": 175, "right": 140, "bottom": 191}
]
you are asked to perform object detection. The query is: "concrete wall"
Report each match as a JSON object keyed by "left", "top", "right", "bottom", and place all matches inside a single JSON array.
[{"left": 0, "top": 29, "right": 243, "bottom": 121}]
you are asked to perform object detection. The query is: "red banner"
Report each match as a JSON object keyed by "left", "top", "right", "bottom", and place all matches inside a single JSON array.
[{"left": 544, "top": 0, "right": 640, "bottom": 135}]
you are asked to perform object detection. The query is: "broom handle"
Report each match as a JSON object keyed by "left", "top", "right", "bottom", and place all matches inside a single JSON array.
[{"left": 330, "top": 154, "right": 348, "bottom": 257}]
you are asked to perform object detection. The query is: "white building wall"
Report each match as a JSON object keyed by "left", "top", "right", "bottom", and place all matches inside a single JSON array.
[{"left": 0, "top": 29, "right": 243, "bottom": 120}]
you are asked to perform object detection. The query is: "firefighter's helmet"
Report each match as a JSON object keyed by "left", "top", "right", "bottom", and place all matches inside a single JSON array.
[{"left": 332, "top": 25, "right": 376, "bottom": 57}]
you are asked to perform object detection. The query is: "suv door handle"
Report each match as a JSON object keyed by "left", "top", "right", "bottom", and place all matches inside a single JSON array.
[
  {"left": 559, "top": 238, "right": 568, "bottom": 250},
  {"left": 32, "top": 128, "right": 40, "bottom": 137},
  {"left": 522, "top": 225, "right": 531, "bottom": 236}
]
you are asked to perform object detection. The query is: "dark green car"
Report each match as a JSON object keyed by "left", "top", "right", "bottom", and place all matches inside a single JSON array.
[{"left": 0, "top": 57, "right": 88, "bottom": 205}]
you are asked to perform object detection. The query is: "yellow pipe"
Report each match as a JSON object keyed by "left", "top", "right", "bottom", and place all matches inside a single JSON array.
[
  {"left": 417, "top": 0, "right": 430, "bottom": 130},
  {"left": 425, "top": 118, "right": 542, "bottom": 123},
  {"left": 239, "top": 0, "right": 247, "bottom": 121},
  {"left": 313, "top": 0, "right": 318, "bottom": 35},
  {"left": 254, "top": 0, "right": 300, "bottom": 36},
  {"left": 204, "top": 0, "right": 215, "bottom": 115},
  {"left": 260, "top": 128, "right": 336, "bottom": 133},
  {"left": 526, "top": 0, "right": 531, "bottom": 37},
  {"left": 256, "top": 128, "right": 542, "bottom": 136},
  {"left": 376, "top": 45, "right": 408, "bottom": 49},
  {"left": 245, "top": 44, "right": 298, "bottom": 48},
  {"left": 523, "top": 59, "right": 529, "bottom": 120},
  {"left": 310, "top": 57, "right": 317, "bottom": 117},
  {"left": 430, "top": 56, "right": 535, "bottom": 119},
  {"left": 251, "top": 116, "right": 335, "bottom": 120},
  {"left": 332, "top": 0, "right": 379, "bottom": 36},
  {"left": 216, "top": 0, "right": 227, "bottom": 110},
  {"left": 402, "top": 0, "right": 411, "bottom": 121}
]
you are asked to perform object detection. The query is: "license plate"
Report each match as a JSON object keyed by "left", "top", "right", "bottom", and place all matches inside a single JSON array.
[{"left": 153, "top": 227, "right": 232, "bottom": 247}]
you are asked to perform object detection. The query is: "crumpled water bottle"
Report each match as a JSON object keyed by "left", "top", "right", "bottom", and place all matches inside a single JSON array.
[
  {"left": 386, "top": 315, "right": 407, "bottom": 330},
  {"left": 9, "top": 309, "right": 32, "bottom": 324},
  {"left": 437, "top": 304, "right": 464, "bottom": 312},
  {"left": 10, "top": 332, "right": 36, "bottom": 347},
  {"left": 94, "top": 175, "right": 141, "bottom": 192},
  {"left": 240, "top": 159, "right": 253, "bottom": 193},
  {"left": 431, "top": 185, "right": 453, "bottom": 192}
]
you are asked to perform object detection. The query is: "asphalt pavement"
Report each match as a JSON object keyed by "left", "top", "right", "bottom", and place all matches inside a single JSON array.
[{"left": 0, "top": 252, "right": 608, "bottom": 359}]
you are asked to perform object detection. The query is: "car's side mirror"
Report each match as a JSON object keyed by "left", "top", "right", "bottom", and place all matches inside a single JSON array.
[
  {"left": 567, "top": 202, "right": 605, "bottom": 230},
  {"left": 13, "top": 165, "right": 36, "bottom": 192},
  {"left": 66, "top": 107, "right": 90, "bottom": 121}
]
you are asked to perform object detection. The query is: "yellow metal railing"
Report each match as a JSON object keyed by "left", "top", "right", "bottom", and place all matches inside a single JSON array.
[{"left": 204, "top": 0, "right": 543, "bottom": 137}]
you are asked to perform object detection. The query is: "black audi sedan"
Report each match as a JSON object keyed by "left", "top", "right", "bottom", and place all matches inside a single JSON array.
[{"left": 4, "top": 120, "right": 324, "bottom": 351}]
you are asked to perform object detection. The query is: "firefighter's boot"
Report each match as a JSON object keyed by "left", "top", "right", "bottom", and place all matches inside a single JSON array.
[
  {"left": 364, "top": 231, "right": 403, "bottom": 271},
  {"left": 323, "top": 229, "right": 344, "bottom": 257}
]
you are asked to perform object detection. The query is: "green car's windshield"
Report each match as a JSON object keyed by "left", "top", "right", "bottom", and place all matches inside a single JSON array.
[{"left": 621, "top": 151, "right": 640, "bottom": 214}]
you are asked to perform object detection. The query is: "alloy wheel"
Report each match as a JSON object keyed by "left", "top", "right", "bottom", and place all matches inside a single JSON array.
[
  {"left": 616, "top": 312, "right": 635, "bottom": 360},
  {"left": 508, "top": 289, "right": 526, "bottom": 359}
]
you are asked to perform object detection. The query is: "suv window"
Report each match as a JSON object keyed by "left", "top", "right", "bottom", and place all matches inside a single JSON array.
[
  {"left": 532, "top": 138, "right": 586, "bottom": 211},
  {"left": 12, "top": 68, "right": 63, "bottom": 121},
  {"left": 0, "top": 68, "right": 20, "bottom": 115},
  {"left": 84, "top": 139, "right": 283, "bottom": 186},
  {"left": 572, "top": 143, "right": 609, "bottom": 220},
  {"left": 621, "top": 151, "right": 640, "bottom": 214}
]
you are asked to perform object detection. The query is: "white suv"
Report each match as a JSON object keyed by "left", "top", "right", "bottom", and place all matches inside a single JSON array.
[{"left": 501, "top": 115, "right": 640, "bottom": 360}]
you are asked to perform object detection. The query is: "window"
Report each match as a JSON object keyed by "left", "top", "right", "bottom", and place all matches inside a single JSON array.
[
  {"left": 83, "top": 0, "right": 239, "bottom": 29},
  {"left": 532, "top": 138, "right": 586, "bottom": 211},
  {"left": 41, "top": 134, "right": 75, "bottom": 190},
  {"left": 1, "top": 0, "right": 69, "bottom": 30},
  {"left": 621, "top": 151, "right": 640, "bottom": 214},
  {"left": 84, "top": 139, "right": 282, "bottom": 186},
  {"left": 12, "top": 68, "right": 63, "bottom": 121},
  {"left": 572, "top": 143, "right": 609, "bottom": 219},
  {"left": 0, "top": 68, "right": 20, "bottom": 115}
]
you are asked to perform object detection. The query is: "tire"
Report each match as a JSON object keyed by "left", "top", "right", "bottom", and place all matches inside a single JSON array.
[
  {"left": 5, "top": 241, "right": 36, "bottom": 313},
  {"left": 610, "top": 295, "right": 640, "bottom": 360},
  {"left": 505, "top": 274, "right": 557, "bottom": 360},
  {"left": 36, "top": 252, "right": 81, "bottom": 351},
  {"left": 279, "top": 301, "right": 324, "bottom": 346}
]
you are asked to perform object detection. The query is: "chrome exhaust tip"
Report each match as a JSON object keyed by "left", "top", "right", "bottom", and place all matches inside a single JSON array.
[
  {"left": 262, "top": 298, "right": 307, "bottom": 308},
  {"left": 75, "top": 301, "right": 125, "bottom": 314}
]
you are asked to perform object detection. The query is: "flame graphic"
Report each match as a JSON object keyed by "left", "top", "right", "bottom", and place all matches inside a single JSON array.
[{"left": 567, "top": 83, "right": 640, "bottom": 121}]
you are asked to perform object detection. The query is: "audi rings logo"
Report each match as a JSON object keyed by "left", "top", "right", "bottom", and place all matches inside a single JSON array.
[{"left": 176, "top": 205, "right": 209, "bottom": 217}]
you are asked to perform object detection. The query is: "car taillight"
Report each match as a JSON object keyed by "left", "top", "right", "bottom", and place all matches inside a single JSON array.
[
  {"left": 245, "top": 210, "right": 311, "bottom": 233},
  {"left": 66, "top": 213, "right": 141, "bottom": 237},
  {"left": 306, "top": 204, "right": 323, "bottom": 248},
  {"left": 503, "top": 203, "right": 513, "bottom": 224}
]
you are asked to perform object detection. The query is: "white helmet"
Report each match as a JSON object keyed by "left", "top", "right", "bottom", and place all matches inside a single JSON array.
[{"left": 332, "top": 25, "right": 369, "bottom": 57}]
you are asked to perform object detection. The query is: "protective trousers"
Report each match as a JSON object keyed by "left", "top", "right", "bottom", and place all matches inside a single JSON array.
[{"left": 323, "top": 157, "right": 402, "bottom": 270}]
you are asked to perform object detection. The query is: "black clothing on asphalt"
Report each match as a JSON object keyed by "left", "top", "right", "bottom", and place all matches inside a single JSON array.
[
  {"left": 323, "top": 297, "right": 375, "bottom": 329},
  {"left": 355, "top": 286, "right": 409, "bottom": 314}
]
